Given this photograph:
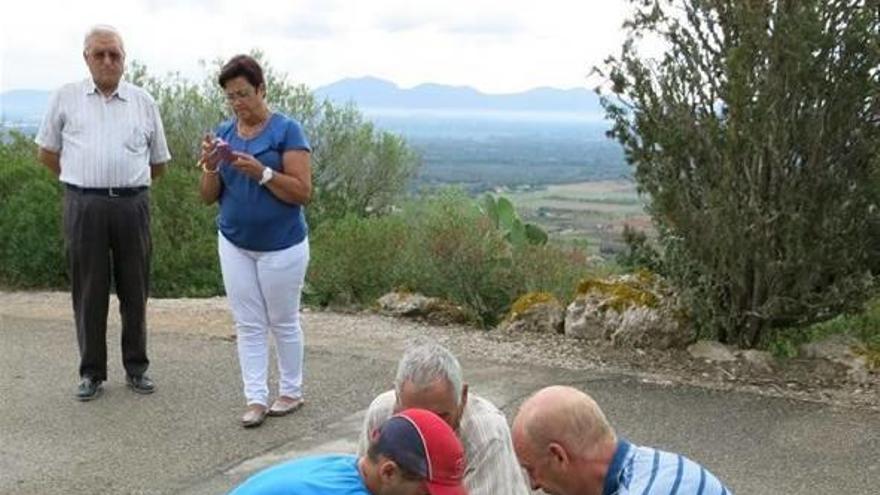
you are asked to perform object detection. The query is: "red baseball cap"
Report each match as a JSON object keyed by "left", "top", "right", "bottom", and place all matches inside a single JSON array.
[{"left": 373, "top": 408, "right": 467, "bottom": 495}]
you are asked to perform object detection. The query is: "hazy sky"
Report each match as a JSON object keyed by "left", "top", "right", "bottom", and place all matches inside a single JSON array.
[{"left": 0, "top": 0, "right": 635, "bottom": 94}]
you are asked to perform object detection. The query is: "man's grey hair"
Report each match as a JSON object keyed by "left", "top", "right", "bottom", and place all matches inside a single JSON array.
[
  {"left": 83, "top": 24, "right": 125, "bottom": 54},
  {"left": 394, "top": 339, "right": 464, "bottom": 405}
]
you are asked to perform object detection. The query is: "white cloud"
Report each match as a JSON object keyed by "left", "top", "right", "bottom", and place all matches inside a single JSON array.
[{"left": 0, "top": 0, "right": 635, "bottom": 94}]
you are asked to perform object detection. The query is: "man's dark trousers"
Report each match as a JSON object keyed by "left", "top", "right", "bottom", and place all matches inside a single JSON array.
[{"left": 63, "top": 187, "right": 151, "bottom": 381}]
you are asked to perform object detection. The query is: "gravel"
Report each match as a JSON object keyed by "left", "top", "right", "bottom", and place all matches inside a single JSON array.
[{"left": 2, "top": 290, "right": 876, "bottom": 411}]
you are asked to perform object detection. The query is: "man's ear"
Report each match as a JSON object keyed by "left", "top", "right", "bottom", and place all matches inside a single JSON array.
[
  {"left": 548, "top": 442, "right": 570, "bottom": 467},
  {"left": 378, "top": 459, "right": 399, "bottom": 483}
]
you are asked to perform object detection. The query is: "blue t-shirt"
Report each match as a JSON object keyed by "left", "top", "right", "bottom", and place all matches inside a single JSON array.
[
  {"left": 229, "top": 454, "right": 371, "bottom": 495},
  {"left": 216, "top": 113, "right": 311, "bottom": 251}
]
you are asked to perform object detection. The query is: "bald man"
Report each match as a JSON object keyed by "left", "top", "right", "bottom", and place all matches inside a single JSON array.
[{"left": 512, "top": 386, "right": 731, "bottom": 495}]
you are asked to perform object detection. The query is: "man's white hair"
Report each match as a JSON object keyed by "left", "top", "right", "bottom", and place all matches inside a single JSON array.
[
  {"left": 83, "top": 24, "right": 125, "bottom": 54},
  {"left": 394, "top": 339, "right": 464, "bottom": 405}
]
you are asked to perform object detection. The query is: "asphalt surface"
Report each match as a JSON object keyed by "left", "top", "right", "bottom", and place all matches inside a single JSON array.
[{"left": 1, "top": 309, "right": 878, "bottom": 494}]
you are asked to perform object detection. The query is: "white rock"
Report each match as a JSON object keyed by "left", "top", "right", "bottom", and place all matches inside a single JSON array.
[
  {"left": 737, "top": 349, "right": 775, "bottom": 372},
  {"left": 798, "top": 334, "right": 859, "bottom": 361},
  {"left": 500, "top": 301, "right": 564, "bottom": 334},
  {"left": 564, "top": 294, "right": 611, "bottom": 340},
  {"left": 688, "top": 340, "right": 736, "bottom": 362},
  {"left": 377, "top": 292, "right": 437, "bottom": 316}
]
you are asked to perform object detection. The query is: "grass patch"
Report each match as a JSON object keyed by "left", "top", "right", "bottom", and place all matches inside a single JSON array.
[{"left": 763, "top": 295, "right": 880, "bottom": 358}]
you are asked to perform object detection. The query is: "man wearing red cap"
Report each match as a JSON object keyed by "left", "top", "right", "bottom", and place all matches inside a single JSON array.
[{"left": 229, "top": 408, "right": 467, "bottom": 495}]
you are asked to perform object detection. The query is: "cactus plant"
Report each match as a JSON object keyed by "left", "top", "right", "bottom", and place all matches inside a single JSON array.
[{"left": 480, "top": 194, "right": 548, "bottom": 247}]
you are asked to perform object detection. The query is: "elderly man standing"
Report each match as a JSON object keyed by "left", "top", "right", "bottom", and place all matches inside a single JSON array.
[
  {"left": 512, "top": 386, "right": 732, "bottom": 495},
  {"left": 357, "top": 340, "right": 529, "bottom": 495},
  {"left": 35, "top": 25, "right": 171, "bottom": 401}
]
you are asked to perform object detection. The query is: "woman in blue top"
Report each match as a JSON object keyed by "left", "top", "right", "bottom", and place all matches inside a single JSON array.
[{"left": 198, "top": 54, "right": 312, "bottom": 428}]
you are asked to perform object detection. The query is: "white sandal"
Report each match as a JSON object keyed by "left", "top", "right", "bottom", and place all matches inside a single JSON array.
[{"left": 267, "top": 396, "right": 305, "bottom": 416}]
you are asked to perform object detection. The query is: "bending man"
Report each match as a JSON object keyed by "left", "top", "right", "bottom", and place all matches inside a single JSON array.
[
  {"left": 512, "top": 385, "right": 732, "bottom": 495},
  {"left": 230, "top": 408, "right": 466, "bottom": 494},
  {"left": 357, "top": 340, "right": 529, "bottom": 495}
]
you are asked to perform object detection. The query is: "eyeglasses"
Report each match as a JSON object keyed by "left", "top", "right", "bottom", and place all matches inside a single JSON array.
[
  {"left": 224, "top": 89, "right": 256, "bottom": 102},
  {"left": 88, "top": 50, "right": 123, "bottom": 62}
]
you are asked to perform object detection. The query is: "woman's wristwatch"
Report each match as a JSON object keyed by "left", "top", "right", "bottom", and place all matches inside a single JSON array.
[{"left": 259, "top": 167, "right": 274, "bottom": 186}]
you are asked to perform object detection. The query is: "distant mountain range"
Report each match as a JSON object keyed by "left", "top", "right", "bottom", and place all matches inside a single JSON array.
[
  {"left": 313, "top": 77, "right": 603, "bottom": 114},
  {"left": 1, "top": 77, "right": 602, "bottom": 123},
  {"left": 0, "top": 90, "right": 51, "bottom": 123}
]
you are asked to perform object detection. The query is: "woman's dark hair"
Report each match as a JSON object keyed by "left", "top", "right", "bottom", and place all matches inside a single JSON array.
[{"left": 218, "top": 54, "right": 265, "bottom": 89}]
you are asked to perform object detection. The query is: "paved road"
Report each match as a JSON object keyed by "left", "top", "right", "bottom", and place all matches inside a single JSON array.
[{"left": 1, "top": 306, "right": 878, "bottom": 494}]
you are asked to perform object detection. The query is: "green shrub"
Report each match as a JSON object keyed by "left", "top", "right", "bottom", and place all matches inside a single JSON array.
[
  {"left": 149, "top": 165, "right": 223, "bottom": 297},
  {"left": 306, "top": 190, "right": 517, "bottom": 324},
  {"left": 306, "top": 213, "right": 409, "bottom": 306},
  {"left": 396, "top": 190, "right": 517, "bottom": 326},
  {"left": 0, "top": 180, "right": 66, "bottom": 287},
  {"left": 615, "top": 225, "right": 660, "bottom": 272},
  {"left": 0, "top": 131, "right": 224, "bottom": 295},
  {"left": 306, "top": 189, "right": 599, "bottom": 327},
  {"left": 1, "top": 52, "right": 419, "bottom": 297},
  {"left": 0, "top": 133, "right": 66, "bottom": 288},
  {"left": 511, "top": 243, "right": 597, "bottom": 304},
  {"left": 1, "top": 57, "right": 600, "bottom": 318},
  {"left": 602, "top": 0, "right": 879, "bottom": 347},
  {"left": 763, "top": 294, "right": 880, "bottom": 358}
]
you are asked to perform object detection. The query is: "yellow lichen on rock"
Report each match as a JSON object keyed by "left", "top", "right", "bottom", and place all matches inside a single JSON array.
[
  {"left": 575, "top": 277, "right": 658, "bottom": 312},
  {"left": 509, "top": 292, "right": 558, "bottom": 320},
  {"left": 853, "top": 343, "right": 880, "bottom": 370},
  {"left": 633, "top": 268, "right": 656, "bottom": 286},
  {"left": 501, "top": 291, "right": 564, "bottom": 334}
]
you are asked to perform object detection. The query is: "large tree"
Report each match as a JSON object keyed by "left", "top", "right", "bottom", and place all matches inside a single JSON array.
[{"left": 599, "top": 0, "right": 879, "bottom": 346}]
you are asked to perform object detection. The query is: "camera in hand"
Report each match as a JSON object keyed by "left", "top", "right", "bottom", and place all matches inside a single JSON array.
[{"left": 212, "top": 138, "right": 235, "bottom": 162}]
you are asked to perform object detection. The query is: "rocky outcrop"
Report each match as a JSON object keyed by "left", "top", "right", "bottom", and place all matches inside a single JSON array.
[
  {"left": 688, "top": 340, "right": 736, "bottom": 362},
  {"left": 735, "top": 349, "right": 776, "bottom": 372},
  {"left": 377, "top": 292, "right": 436, "bottom": 317},
  {"left": 377, "top": 292, "right": 471, "bottom": 325},
  {"left": 799, "top": 334, "right": 872, "bottom": 384},
  {"left": 564, "top": 272, "right": 694, "bottom": 349},
  {"left": 498, "top": 292, "right": 564, "bottom": 334},
  {"left": 563, "top": 292, "right": 617, "bottom": 340},
  {"left": 611, "top": 306, "right": 692, "bottom": 350}
]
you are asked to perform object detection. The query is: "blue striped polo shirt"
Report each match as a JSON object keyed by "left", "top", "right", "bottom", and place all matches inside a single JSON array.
[{"left": 603, "top": 440, "right": 731, "bottom": 495}]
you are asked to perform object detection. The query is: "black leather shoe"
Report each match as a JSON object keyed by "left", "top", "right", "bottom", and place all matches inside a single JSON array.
[
  {"left": 126, "top": 374, "right": 155, "bottom": 394},
  {"left": 76, "top": 377, "right": 103, "bottom": 401}
]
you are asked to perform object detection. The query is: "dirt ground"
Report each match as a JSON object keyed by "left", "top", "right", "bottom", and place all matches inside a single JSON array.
[{"left": 1, "top": 290, "right": 876, "bottom": 411}]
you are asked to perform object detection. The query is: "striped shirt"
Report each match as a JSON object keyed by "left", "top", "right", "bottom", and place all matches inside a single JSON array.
[
  {"left": 604, "top": 440, "right": 731, "bottom": 495},
  {"left": 35, "top": 78, "right": 171, "bottom": 188},
  {"left": 358, "top": 390, "right": 530, "bottom": 495}
]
